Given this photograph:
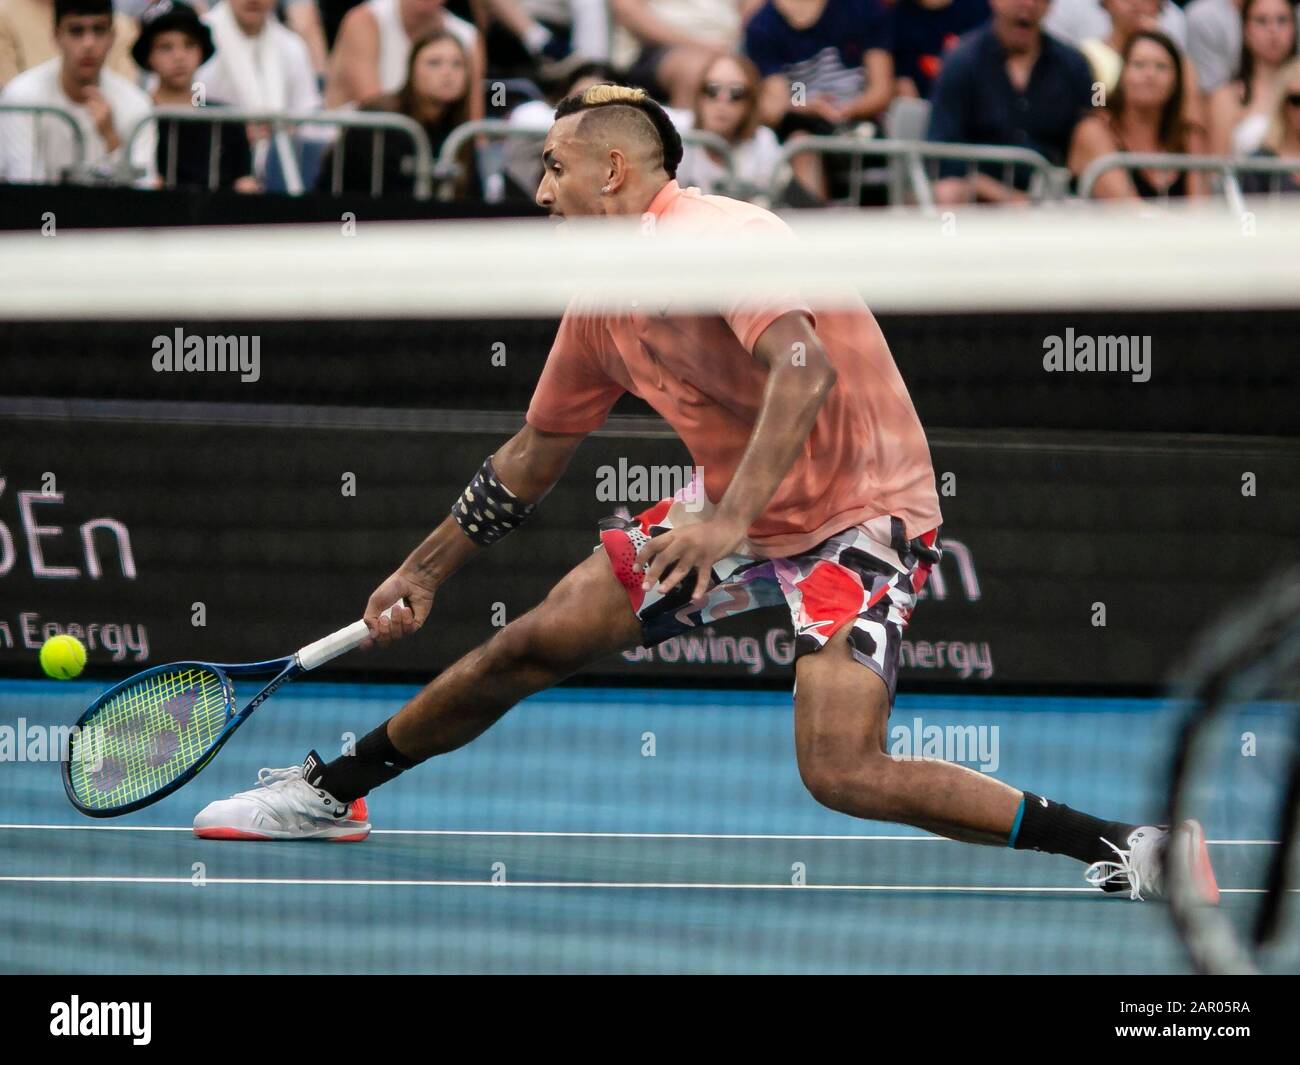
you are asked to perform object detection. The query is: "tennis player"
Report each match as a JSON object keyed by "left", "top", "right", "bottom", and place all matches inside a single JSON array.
[{"left": 195, "top": 84, "right": 1218, "bottom": 904}]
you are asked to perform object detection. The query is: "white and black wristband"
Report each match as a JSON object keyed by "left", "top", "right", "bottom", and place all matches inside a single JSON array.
[{"left": 452, "top": 456, "right": 537, "bottom": 546}]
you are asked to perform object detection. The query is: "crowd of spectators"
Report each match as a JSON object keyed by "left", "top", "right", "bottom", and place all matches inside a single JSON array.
[{"left": 0, "top": 0, "right": 1297, "bottom": 202}]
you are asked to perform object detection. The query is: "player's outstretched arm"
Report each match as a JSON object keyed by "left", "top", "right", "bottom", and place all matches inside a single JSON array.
[{"left": 363, "top": 424, "right": 588, "bottom": 645}]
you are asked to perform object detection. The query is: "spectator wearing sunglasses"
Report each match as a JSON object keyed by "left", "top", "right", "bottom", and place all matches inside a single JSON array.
[
  {"left": 676, "top": 53, "right": 788, "bottom": 200},
  {"left": 1242, "top": 55, "right": 1300, "bottom": 192}
]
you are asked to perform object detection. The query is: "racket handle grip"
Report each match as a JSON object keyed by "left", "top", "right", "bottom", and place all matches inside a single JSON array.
[{"left": 297, "top": 599, "right": 407, "bottom": 671}]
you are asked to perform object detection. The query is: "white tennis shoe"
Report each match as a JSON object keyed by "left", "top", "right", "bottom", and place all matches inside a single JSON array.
[
  {"left": 1084, "top": 820, "right": 1219, "bottom": 903},
  {"left": 193, "top": 752, "right": 370, "bottom": 841}
]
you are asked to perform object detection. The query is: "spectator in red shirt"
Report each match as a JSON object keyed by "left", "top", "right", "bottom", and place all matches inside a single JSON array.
[{"left": 890, "top": 0, "right": 990, "bottom": 100}]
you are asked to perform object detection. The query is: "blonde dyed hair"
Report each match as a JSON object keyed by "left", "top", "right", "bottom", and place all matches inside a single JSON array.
[
  {"left": 578, "top": 84, "right": 650, "bottom": 107},
  {"left": 553, "top": 81, "right": 684, "bottom": 177}
]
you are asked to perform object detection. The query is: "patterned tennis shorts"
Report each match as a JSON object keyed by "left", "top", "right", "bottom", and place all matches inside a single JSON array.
[{"left": 598, "top": 493, "right": 941, "bottom": 702}]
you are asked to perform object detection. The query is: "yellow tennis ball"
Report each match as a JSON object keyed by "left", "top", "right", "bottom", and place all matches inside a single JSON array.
[{"left": 40, "top": 634, "right": 87, "bottom": 680}]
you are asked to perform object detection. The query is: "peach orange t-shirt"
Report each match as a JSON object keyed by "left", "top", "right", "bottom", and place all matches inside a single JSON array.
[{"left": 526, "top": 180, "right": 943, "bottom": 558}]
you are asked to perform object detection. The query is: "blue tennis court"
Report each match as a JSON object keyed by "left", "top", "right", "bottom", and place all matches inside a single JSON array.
[{"left": 1, "top": 680, "right": 1290, "bottom": 974}]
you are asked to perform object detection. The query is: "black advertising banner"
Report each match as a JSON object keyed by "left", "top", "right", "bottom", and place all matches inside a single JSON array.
[
  {"left": 6, "top": 308, "right": 1300, "bottom": 436},
  {"left": 2, "top": 412, "right": 1297, "bottom": 689},
  {"left": 0, "top": 182, "right": 542, "bottom": 232}
]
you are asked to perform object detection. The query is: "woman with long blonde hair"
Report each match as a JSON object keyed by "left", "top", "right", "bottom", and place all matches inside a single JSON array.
[{"left": 1242, "top": 55, "right": 1300, "bottom": 192}]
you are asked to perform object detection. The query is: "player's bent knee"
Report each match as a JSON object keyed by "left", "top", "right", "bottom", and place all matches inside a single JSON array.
[
  {"left": 482, "top": 614, "right": 549, "bottom": 674},
  {"left": 483, "top": 554, "right": 638, "bottom": 676},
  {"left": 798, "top": 748, "right": 898, "bottom": 818},
  {"left": 483, "top": 603, "right": 583, "bottom": 679}
]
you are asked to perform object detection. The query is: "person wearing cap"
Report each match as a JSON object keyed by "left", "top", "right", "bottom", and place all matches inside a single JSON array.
[
  {"left": 135, "top": 0, "right": 257, "bottom": 189},
  {"left": 0, "top": 0, "right": 156, "bottom": 183}
]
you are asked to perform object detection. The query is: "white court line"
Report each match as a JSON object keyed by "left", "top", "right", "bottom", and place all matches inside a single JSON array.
[
  {"left": 0, "top": 875, "right": 1288, "bottom": 893},
  {"left": 0, "top": 824, "right": 1279, "bottom": 845}
]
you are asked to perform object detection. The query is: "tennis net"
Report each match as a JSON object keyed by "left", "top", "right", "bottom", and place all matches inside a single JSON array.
[{"left": 1, "top": 200, "right": 1298, "bottom": 974}]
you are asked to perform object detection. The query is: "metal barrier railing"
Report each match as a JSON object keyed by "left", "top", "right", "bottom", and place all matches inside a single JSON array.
[
  {"left": 0, "top": 103, "right": 88, "bottom": 183},
  {"left": 677, "top": 130, "right": 748, "bottom": 199},
  {"left": 434, "top": 119, "right": 738, "bottom": 202},
  {"left": 41, "top": 101, "right": 1296, "bottom": 219},
  {"left": 766, "top": 135, "right": 1062, "bottom": 212},
  {"left": 435, "top": 120, "right": 543, "bottom": 202},
  {"left": 119, "top": 106, "right": 437, "bottom": 199},
  {"left": 1077, "top": 152, "right": 1300, "bottom": 214}
]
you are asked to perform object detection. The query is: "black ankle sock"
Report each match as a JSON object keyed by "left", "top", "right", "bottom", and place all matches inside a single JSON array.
[
  {"left": 1011, "top": 791, "right": 1137, "bottom": 865},
  {"left": 311, "top": 720, "right": 418, "bottom": 803}
]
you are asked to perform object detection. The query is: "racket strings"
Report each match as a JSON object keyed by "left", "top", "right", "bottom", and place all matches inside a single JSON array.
[{"left": 68, "top": 667, "right": 231, "bottom": 810}]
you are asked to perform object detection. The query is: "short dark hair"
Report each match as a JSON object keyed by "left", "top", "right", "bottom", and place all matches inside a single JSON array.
[
  {"left": 553, "top": 83, "right": 683, "bottom": 178},
  {"left": 54, "top": 0, "right": 113, "bottom": 24},
  {"left": 560, "top": 61, "right": 618, "bottom": 95}
]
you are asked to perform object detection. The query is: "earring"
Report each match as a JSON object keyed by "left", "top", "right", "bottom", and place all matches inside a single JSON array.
[{"left": 600, "top": 185, "right": 611, "bottom": 194}]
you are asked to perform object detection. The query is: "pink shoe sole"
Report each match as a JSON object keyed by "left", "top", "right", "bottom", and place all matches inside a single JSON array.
[
  {"left": 1180, "top": 819, "right": 1221, "bottom": 906},
  {"left": 193, "top": 826, "right": 370, "bottom": 842}
]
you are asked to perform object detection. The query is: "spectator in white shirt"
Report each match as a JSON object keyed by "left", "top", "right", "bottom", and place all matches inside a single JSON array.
[
  {"left": 197, "top": 0, "right": 319, "bottom": 112},
  {"left": 1207, "top": 0, "right": 1296, "bottom": 154},
  {"left": 0, "top": 0, "right": 141, "bottom": 88},
  {"left": 0, "top": 0, "right": 156, "bottom": 183},
  {"left": 1185, "top": 0, "right": 1242, "bottom": 93},
  {"left": 1044, "top": 0, "right": 1187, "bottom": 50},
  {"left": 196, "top": 0, "right": 321, "bottom": 187}
]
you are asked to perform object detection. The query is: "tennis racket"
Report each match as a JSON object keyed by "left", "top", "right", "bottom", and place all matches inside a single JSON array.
[{"left": 61, "top": 600, "right": 406, "bottom": 818}]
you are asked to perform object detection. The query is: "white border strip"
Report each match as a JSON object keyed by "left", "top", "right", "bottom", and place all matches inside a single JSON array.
[
  {"left": 0, "top": 824, "right": 1276, "bottom": 844},
  {"left": 0, "top": 875, "right": 1285, "bottom": 893},
  {"left": 3, "top": 201, "right": 1298, "bottom": 318}
]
